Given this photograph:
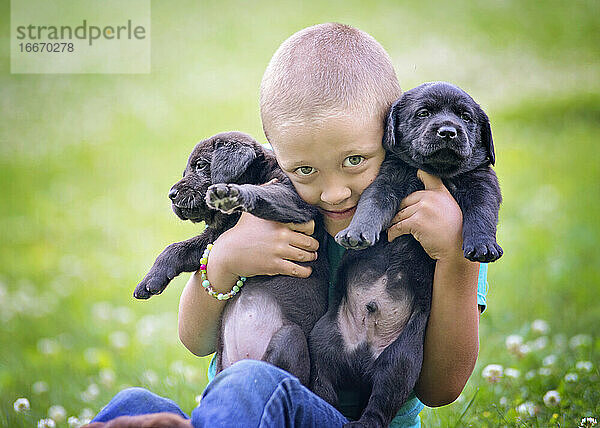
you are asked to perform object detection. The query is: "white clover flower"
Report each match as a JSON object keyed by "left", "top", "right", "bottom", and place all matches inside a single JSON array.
[
  {"left": 576, "top": 361, "right": 593, "bottom": 372},
  {"left": 565, "top": 372, "right": 579, "bottom": 382},
  {"left": 531, "top": 336, "right": 549, "bottom": 350},
  {"left": 570, "top": 334, "right": 592, "bottom": 349},
  {"left": 538, "top": 367, "right": 552, "bottom": 376},
  {"left": 543, "top": 390, "right": 560, "bottom": 407},
  {"left": 170, "top": 360, "right": 186, "bottom": 375},
  {"left": 99, "top": 368, "right": 116, "bottom": 387},
  {"left": 79, "top": 408, "right": 94, "bottom": 420},
  {"left": 37, "top": 419, "right": 56, "bottom": 428},
  {"left": 519, "top": 343, "right": 532, "bottom": 356},
  {"left": 67, "top": 416, "right": 82, "bottom": 428},
  {"left": 525, "top": 369, "right": 537, "bottom": 380},
  {"left": 81, "top": 383, "right": 100, "bottom": 402},
  {"left": 48, "top": 405, "right": 66, "bottom": 422},
  {"left": 499, "top": 396, "right": 509, "bottom": 406},
  {"left": 92, "top": 302, "right": 113, "bottom": 321},
  {"left": 505, "top": 335, "right": 523, "bottom": 354},
  {"left": 543, "top": 354, "right": 557, "bottom": 366},
  {"left": 13, "top": 397, "right": 30, "bottom": 412},
  {"left": 109, "top": 331, "right": 129, "bottom": 349},
  {"left": 553, "top": 333, "right": 567, "bottom": 348},
  {"left": 195, "top": 394, "right": 203, "bottom": 405},
  {"left": 141, "top": 370, "right": 158, "bottom": 385},
  {"left": 505, "top": 368, "right": 521, "bottom": 379},
  {"left": 531, "top": 319, "right": 550, "bottom": 335},
  {"left": 580, "top": 417, "right": 597, "bottom": 428},
  {"left": 37, "top": 338, "right": 59, "bottom": 355},
  {"left": 32, "top": 381, "right": 49, "bottom": 394},
  {"left": 482, "top": 364, "right": 503, "bottom": 383},
  {"left": 114, "top": 306, "right": 134, "bottom": 324},
  {"left": 516, "top": 401, "right": 538, "bottom": 417}
]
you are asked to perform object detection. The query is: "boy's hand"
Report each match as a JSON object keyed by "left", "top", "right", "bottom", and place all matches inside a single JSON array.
[
  {"left": 387, "top": 170, "right": 463, "bottom": 261},
  {"left": 208, "top": 212, "right": 319, "bottom": 281}
]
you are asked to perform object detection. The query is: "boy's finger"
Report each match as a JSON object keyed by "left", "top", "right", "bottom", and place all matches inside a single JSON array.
[
  {"left": 286, "top": 220, "right": 315, "bottom": 235},
  {"left": 387, "top": 214, "right": 416, "bottom": 242},
  {"left": 279, "top": 260, "right": 312, "bottom": 278},
  {"left": 417, "top": 169, "right": 445, "bottom": 190},
  {"left": 399, "top": 190, "right": 425, "bottom": 210},
  {"left": 289, "top": 233, "right": 320, "bottom": 251},
  {"left": 391, "top": 203, "right": 420, "bottom": 224},
  {"left": 284, "top": 246, "right": 318, "bottom": 263}
]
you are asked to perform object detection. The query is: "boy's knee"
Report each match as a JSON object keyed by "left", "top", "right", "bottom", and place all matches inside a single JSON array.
[
  {"left": 228, "top": 359, "right": 295, "bottom": 379},
  {"left": 113, "top": 387, "right": 155, "bottom": 404}
]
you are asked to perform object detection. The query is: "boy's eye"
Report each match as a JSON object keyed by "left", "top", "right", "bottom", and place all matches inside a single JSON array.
[
  {"left": 295, "top": 166, "right": 315, "bottom": 176},
  {"left": 343, "top": 155, "right": 365, "bottom": 167}
]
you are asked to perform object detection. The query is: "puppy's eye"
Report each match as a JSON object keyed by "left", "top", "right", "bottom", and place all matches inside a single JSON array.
[
  {"left": 195, "top": 162, "right": 209, "bottom": 172},
  {"left": 295, "top": 166, "right": 315, "bottom": 176},
  {"left": 416, "top": 109, "right": 430, "bottom": 118},
  {"left": 343, "top": 155, "right": 364, "bottom": 167},
  {"left": 461, "top": 112, "right": 472, "bottom": 122}
]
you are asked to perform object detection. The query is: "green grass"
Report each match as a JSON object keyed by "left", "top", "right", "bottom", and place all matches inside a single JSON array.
[{"left": 1, "top": 1, "right": 599, "bottom": 426}]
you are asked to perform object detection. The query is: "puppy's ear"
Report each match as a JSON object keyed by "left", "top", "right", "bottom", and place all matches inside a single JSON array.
[
  {"left": 383, "top": 100, "right": 401, "bottom": 151},
  {"left": 479, "top": 108, "right": 495, "bottom": 166},
  {"left": 211, "top": 140, "right": 257, "bottom": 183}
]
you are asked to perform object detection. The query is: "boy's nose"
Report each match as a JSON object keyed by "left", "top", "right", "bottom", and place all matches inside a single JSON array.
[{"left": 320, "top": 186, "right": 351, "bottom": 206}]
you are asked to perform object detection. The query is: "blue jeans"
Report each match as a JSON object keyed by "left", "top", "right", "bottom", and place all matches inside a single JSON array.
[{"left": 92, "top": 359, "right": 349, "bottom": 427}]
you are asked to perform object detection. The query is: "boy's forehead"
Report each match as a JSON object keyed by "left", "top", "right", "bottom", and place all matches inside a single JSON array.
[{"left": 270, "top": 114, "right": 384, "bottom": 166}]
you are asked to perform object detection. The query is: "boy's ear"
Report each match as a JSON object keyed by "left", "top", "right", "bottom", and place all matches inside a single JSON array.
[
  {"left": 211, "top": 140, "right": 257, "bottom": 183},
  {"left": 478, "top": 108, "right": 495, "bottom": 166},
  {"left": 383, "top": 100, "right": 400, "bottom": 151}
]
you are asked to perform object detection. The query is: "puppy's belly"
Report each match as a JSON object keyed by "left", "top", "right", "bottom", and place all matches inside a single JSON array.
[
  {"left": 338, "top": 274, "right": 414, "bottom": 359},
  {"left": 221, "top": 290, "right": 284, "bottom": 369}
]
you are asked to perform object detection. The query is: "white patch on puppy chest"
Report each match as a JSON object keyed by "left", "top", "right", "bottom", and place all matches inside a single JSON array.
[{"left": 337, "top": 274, "right": 414, "bottom": 359}]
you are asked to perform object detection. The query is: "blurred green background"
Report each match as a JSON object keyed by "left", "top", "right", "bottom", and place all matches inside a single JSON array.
[{"left": 1, "top": 1, "right": 599, "bottom": 426}]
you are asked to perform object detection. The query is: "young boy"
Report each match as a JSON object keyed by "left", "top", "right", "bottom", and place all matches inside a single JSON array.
[{"left": 88, "top": 23, "right": 487, "bottom": 428}]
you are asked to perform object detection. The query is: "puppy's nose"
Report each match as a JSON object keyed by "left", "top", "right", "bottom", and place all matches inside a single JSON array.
[
  {"left": 168, "top": 187, "right": 179, "bottom": 200},
  {"left": 437, "top": 126, "right": 457, "bottom": 139}
]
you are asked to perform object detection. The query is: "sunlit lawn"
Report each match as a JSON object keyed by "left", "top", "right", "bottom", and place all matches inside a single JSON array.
[{"left": 1, "top": 1, "right": 599, "bottom": 427}]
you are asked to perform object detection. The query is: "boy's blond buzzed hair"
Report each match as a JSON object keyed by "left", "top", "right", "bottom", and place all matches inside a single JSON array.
[{"left": 260, "top": 23, "right": 401, "bottom": 139}]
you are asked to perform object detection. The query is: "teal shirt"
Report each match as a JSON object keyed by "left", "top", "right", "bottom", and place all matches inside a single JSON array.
[{"left": 207, "top": 236, "right": 489, "bottom": 427}]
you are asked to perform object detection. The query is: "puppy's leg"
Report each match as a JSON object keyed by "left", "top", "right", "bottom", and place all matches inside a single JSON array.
[
  {"left": 451, "top": 167, "right": 503, "bottom": 262},
  {"left": 262, "top": 324, "right": 310, "bottom": 386},
  {"left": 336, "top": 160, "right": 417, "bottom": 249},
  {"left": 347, "top": 310, "right": 428, "bottom": 428},
  {"left": 206, "top": 182, "right": 316, "bottom": 224},
  {"left": 133, "top": 233, "right": 212, "bottom": 299},
  {"left": 308, "top": 313, "right": 349, "bottom": 407}
]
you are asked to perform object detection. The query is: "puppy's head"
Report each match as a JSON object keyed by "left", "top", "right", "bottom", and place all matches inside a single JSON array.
[
  {"left": 384, "top": 82, "right": 494, "bottom": 177},
  {"left": 169, "top": 131, "right": 259, "bottom": 225}
]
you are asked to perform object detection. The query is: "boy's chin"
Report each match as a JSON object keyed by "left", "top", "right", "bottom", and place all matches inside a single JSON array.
[{"left": 324, "top": 217, "right": 352, "bottom": 237}]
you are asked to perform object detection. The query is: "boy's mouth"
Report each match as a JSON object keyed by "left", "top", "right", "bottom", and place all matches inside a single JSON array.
[{"left": 320, "top": 206, "right": 356, "bottom": 220}]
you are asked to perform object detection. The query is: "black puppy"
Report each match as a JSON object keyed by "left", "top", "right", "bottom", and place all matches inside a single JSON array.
[
  {"left": 309, "top": 82, "right": 502, "bottom": 427},
  {"left": 133, "top": 131, "right": 329, "bottom": 385}
]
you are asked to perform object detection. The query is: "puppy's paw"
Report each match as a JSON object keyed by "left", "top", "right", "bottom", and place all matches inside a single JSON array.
[
  {"left": 335, "top": 225, "right": 379, "bottom": 250},
  {"left": 463, "top": 238, "right": 503, "bottom": 263},
  {"left": 205, "top": 183, "right": 247, "bottom": 214},
  {"left": 133, "top": 266, "right": 176, "bottom": 299}
]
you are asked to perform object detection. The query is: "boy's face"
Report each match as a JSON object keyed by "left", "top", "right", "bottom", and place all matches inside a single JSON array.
[{"left": 270, "top": 113, "right": 385, "bottom": 236}]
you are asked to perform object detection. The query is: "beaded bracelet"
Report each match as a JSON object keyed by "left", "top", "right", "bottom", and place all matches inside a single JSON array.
[{"left": 199, "top": 243, "right": 246, "bottom": 300}]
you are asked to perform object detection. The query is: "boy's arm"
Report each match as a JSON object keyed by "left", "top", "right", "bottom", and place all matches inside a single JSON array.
[
  {"left": 387, "top": 170, "right": 480, "bottom": 406},
  {"left": 178, "top": 212, "right": 319, "bottom": 357}
]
